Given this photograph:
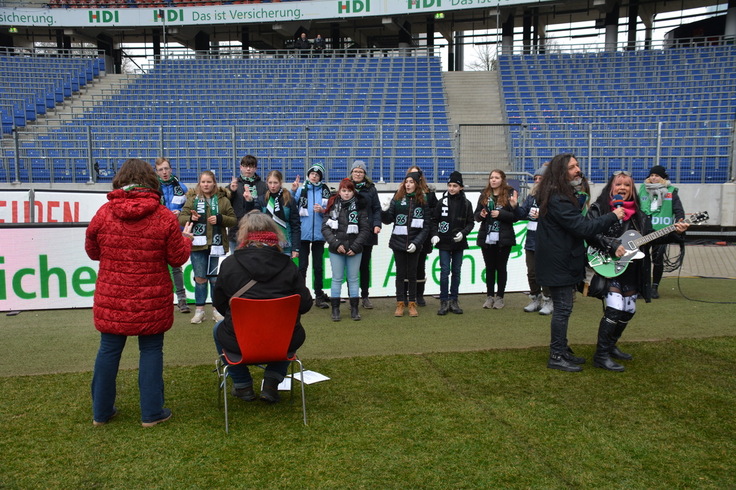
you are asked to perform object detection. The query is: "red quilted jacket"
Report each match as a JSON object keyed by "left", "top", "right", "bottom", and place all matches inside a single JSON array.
[{"left": 85, "top": 188, "right": 192, "bottom": 336}]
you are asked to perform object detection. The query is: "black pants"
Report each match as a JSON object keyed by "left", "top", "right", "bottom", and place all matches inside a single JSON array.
[
  {"left": 299, "top": 240, "right": 325, "bottom": 296},
  {"left": 481, "top": 244, "right": 512, "bottom": 297},
  {"left": 359, "top": 245, "right": 373, "bottom": 299},
  {"left": 394, "top": 250, "right": 420, "bottom": 302}
]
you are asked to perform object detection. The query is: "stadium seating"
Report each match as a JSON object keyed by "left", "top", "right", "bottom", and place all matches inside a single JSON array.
[
  {"left": 1, "top": 54, "right": 453, "bottom": 184},
  {"left": 498, "top": 44, "right": 735, "bottom": 183}
]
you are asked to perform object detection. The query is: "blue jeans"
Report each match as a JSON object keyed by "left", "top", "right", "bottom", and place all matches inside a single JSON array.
[
  {"left": 439, "top": 249, "right": 463, "bottom": 301},
  {"left": 329, "top": 252, "right": 362, "bottom": 299},
  {"left": 548, "top": 285, "right": 575, "bottom": 354},
  {"left": 213, "top": 322, "right": 289, "bottom": 385},
  {"left": 91, "top": 332, "right": 167, "bottom": 423},
  {"left": 190, "top": 249, "right": 216, "bottom": 306}
]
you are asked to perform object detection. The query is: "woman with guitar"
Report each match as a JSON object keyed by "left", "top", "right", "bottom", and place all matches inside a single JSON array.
[{"left": 586, "top": 171, "right": 689, "bottom": 372}]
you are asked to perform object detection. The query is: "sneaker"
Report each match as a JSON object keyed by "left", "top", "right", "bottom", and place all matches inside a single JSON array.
[
  {"left": 538, "top": 296, "right": 553, "bottom": 316},
  {"left": 212, "top": 309, "right": 224, "bottom": 322},
  {"left": 190, "top": 309, "right": 205, "bottom": 324},
  {"left": 482, "top": 295, "right": 494, "bottom": 309},
  {"left": 492, "top": 296, "right": 505, "bottom": 309},
  {"left": 523, "top": 294, "right": 541, "bottom": 313},
  {"left": 93, "top": 407, "right": 118, "bottom": 427},
  {"left": 232, "top": 385, "right": 256, "bottom": 402},
  {"left": 177, "top": 299, "right": 191, "bottom": 314},
  {"left": 361, "top": 297, "right": 374, "bottom": 309},
  {"left": 141, "top": 408, "right": 172, "bottom": 428}
]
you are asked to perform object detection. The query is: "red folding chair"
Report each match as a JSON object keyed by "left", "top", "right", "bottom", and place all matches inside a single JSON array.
[{"left": 215, "top": 294, "right": 307, "bottom": 432}]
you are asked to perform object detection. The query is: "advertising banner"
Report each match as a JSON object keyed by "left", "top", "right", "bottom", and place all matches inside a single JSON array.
[{"left": 0, "top": 190, "right": 533, "bottom": 312}]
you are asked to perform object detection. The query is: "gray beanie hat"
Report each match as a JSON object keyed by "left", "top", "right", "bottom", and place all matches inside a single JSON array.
[
  {"left": 351, "top": 160, "right": 367, "bottom": 173},
  {"left": 534, "top": 166, "right": 547, "bottom": 177}
]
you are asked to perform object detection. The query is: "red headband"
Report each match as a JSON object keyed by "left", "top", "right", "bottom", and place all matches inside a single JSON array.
[{"left": 242, "top": 231, "right": 279, "bottom": 247}]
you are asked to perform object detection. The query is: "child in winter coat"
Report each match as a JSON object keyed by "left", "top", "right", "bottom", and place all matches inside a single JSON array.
[
  {"left": 293, "top": 163, "right": 332, "bottom": 308},
  {"left": 382, "top": 172, "right": 429, "bottom": 318},
  {"left": 321, "top": 178, "right": 371, "bottom": 321},
  {"left": 430, "top": 171, "right": 474, "bottom": 316}
]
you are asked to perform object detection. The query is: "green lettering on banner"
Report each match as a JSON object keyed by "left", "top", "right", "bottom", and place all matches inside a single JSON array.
[
  {"left": 13, "top": 268, "right": 36, "bottom": 300},
  {"left": 40, "top": 254, "right": 67, "bottom": 299},
  {"left": 0, "top": 256, "right": 5, "bottom": 300},
  {"left": 72, "top": 267, "right": 96, "bottom": 297},
  {"left": 382, "top": 254, "right": 396, "bottom": 288}
]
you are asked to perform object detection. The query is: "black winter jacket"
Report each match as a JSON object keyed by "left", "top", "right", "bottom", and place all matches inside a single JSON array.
[
  {"left": 321, "top": 195, "right": 371, "bottom": 254},
  {"left": 535, "top": 194, "right": 618, "bottom": 287},
  {"left": 381, "top": 194, "right": 429, "bottom": 252},
  {"left": 474, "top": 191, "right": 518, "bottom": 248},
  {"left": 354, "top": 181, "right": 382, "bottom": 246},
  {"left": 213, "top": 245, "right": 313, "bottom": 355},
  {"left": 431, "top": 190, "right": 474, "bottom": 251},
  {"left": 228, "top": 174, "right": 268, "bottom": 243}
]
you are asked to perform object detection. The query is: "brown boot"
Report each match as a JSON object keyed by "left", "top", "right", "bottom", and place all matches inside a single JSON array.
[
  {"left": 394, "top": 301, "right": 405, "bottom": 317},
  {"left": 408, "top": 301, "right": 419, "bottom": 317}
]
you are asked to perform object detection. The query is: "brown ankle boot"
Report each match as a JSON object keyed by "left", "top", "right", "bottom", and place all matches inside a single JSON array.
[
  {"left": 394, "top": 301, "right": 405, "bottom": 317},
  {"left": 408, "top": 301, "right": 419, "bottom": 317}
]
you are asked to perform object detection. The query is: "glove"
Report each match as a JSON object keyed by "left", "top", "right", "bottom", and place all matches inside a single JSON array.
[
  {"left": 453, "top": 232, "right": 463, "bottom": 242},
  {"left": 430, "top": 236, "right": 440, "bottom": 246},
  {"left": 407, "top": 243, "right": 417, "bottom": 253}
]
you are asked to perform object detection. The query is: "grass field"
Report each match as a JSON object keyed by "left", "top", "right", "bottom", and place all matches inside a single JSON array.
[{"left": 1, "top": 277, "right": 735, "bottom": 488}]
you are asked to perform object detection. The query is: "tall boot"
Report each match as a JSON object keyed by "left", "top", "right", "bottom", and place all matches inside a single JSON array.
[
  {"left": 593, "top": 308, "right": 625, "bottom": 372},
  {"left": 349, "top": 298, "right": 361, "bottom": 321},
  {"left": 610, "top": 311, "right": 634, "bottom": 360},
  {"left": 416, "top": 281, "right": 426, "bottom": 307},
  {"left": 330, "top": 298, "right": 341, "bottom": 322}
]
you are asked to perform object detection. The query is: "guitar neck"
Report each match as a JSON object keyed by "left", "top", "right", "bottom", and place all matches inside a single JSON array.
[{"left": 633, "top": 220, "right": 687, "bottom": 248}]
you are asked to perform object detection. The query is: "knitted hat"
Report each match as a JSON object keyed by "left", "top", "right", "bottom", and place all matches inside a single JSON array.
[
  {"left": 648, "top": 165, "right": 669, "bottom": 180},
  {"left": 448, "top": 171, "right": 464, "bottom": 187},
  {"left": 351, "top": 160, "right": 367, "bottom": 173},
  {"left": 405, "top": 171, "right": 421, "bottom": 184},
  {"left": 308, "top": 162, "right": 325, "bottom": 180},
  {"left": 534, "top": 166, "right": 547, "bottom": 177}
]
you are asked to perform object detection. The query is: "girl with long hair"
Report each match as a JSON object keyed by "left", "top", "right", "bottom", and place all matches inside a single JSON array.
[
  {"left": 474, "top": 169, "right": 519, "bottom": 309},
  {"left": 245, "top": 169, "right": 301, "bottom": 258},
  {"left": 179, "top": 171, "right": 237, "bottom": 324},
  {"left": 382, "top": 172, "right": 429, "bottom": 317}
]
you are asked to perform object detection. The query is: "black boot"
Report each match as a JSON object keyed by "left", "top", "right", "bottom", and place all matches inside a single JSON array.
[
  {"left": 593, "top": 309, "right": 625, "bottom": 372},
  {"left": 437, "top": 300, "right": 449, "bottom": 316},
  {"left": 416, "top": 281, "right": 426, "bottom": 307},
  {"left": 314, "top": 292, "right": 329, "bottom": 309},
  {"left": 331, "top": 298, "right": 341, "bottom": 322},
  {"left": 610, "top": 311, "right": 634, "bottom": 360},
  {"left": 650, "top": 283, "right": 659, "bottom": 299},
  {"left": 449, "top": 299, "right": 463, "bottom": 314},
  {"left": 349, "top": 298, "right": 361, "bottom": 321},
  {"left": 547, "top": 351, "right": 583, "bottom": 372}
]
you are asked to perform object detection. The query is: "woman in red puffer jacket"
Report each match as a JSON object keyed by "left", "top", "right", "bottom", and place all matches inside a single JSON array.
[{"left": 85, "top": 158, "right": 193, "bottom": 428}]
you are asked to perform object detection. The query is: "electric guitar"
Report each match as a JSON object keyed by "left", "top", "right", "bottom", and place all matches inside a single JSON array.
[{"left": 587, "top": 211, "right": 709, "bottom": 278}]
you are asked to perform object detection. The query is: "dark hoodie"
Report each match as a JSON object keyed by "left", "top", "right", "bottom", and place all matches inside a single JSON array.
[{"left": 212, "top": 245, "right": 313, "bottom": 354}]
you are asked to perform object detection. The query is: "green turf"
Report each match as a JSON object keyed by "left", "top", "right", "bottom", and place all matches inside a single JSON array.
[{"left": 0, "top": 277, "right": 734, "bottom": 488}]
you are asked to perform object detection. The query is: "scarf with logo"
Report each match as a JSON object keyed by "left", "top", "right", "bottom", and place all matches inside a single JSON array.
[
  {"left": 192, "top": 194, "right": 224, "bottom": 255},
  {"left": 326, "top": 196, "right": 359, "bottom": 234},
  {"left": 266, "top": 189, "right": 288, "bottom": 230},
  {"left": 391, "top": 193, "right": 424, "bottom": 236},
  {"left": 158, "top": 175, "right": 186, "bottom": 207},
  {"left": 298, "top": 181, "right": 331, "bottom": 216}
]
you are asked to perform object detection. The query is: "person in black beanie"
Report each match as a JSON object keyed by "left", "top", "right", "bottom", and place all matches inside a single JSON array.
[{"left": 430, "top": 171, "right": 474, "bottom": 315}]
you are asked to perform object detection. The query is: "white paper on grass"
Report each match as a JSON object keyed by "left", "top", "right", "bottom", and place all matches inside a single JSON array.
[{"left": 269, "top": 370, "right": 330, "bottom": 391}]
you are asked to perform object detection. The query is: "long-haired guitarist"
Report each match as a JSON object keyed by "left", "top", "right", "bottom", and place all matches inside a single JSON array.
[{"left": 586, "top": 171, "right": 689, "bottom": 372}]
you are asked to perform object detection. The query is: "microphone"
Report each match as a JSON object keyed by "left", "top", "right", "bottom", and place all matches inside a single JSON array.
[{"left": 612, "top": 194, "right": 624, "bottom": 223}]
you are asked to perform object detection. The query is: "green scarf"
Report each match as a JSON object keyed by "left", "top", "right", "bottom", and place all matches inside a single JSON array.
[{"left": 192, "top": 194, "right": 224, "bottom": 255}]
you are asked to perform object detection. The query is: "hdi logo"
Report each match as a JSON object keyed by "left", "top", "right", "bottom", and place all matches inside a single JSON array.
[
  {"left": 88, "top": 11, "right": 120, "bottom": 23},
  {"left": 408, "top": 0, "right": 441, "bottom": 9},
  {"left": 337, "top": 0, "right": 370, "bottom": 14},
  {"left": 154, "top": 9, "right": 185, "bottom": 22}
]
